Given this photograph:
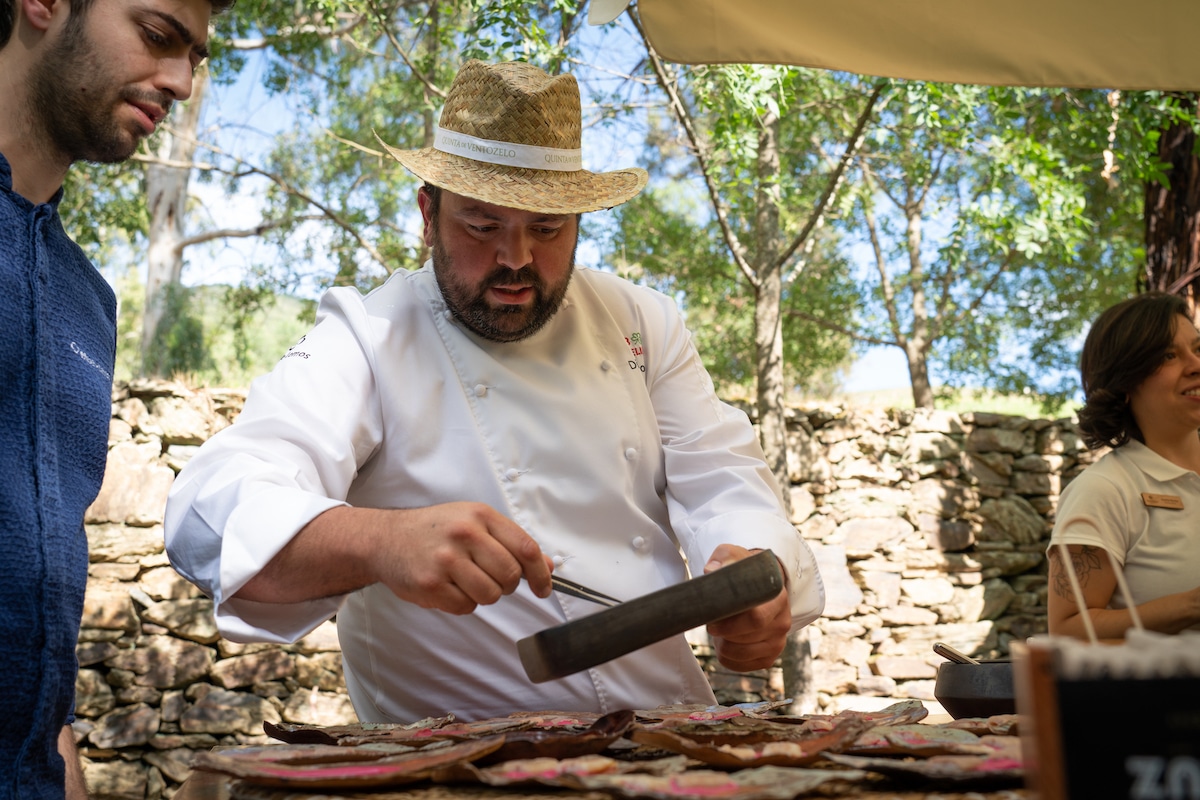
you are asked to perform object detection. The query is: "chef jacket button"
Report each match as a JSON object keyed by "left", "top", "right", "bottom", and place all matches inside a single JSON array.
[
  {"left": 474, "top": 384, "right": 488, "bottom": 397},
  {"left": 631, "top": 536, "right": 647, "bottom": 552},
  {"left": 601, "top": 360, "right": 612, "bottom": 371},
  {"left": 505, "top": 468, "right": 521, "bottom": 482},
  {"left": 624, "top": 447, "right": 637, "bottom": 460},
  {"left": 552, "top": 555, "right": 565, "bottom": 568}
]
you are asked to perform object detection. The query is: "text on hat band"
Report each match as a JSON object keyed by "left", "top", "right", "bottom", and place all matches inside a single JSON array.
[{"left": 434, "top": 126, "right": 583, "bottom": 172}]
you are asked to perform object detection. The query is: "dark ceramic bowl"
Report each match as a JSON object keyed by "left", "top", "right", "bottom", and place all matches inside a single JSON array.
[{"left": 933, "top": 660, "right": 1015, "bottom": 719}]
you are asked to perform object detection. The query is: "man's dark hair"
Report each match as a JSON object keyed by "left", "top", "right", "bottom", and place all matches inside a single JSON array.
[
  {"left": 1076, "top": 291, "right": 1192, "bottom": 450},
  {"left": 1, "top": 0, "right": 237, "bottom": 49},
  {"left": 1, "top": 0, "right": 15, "bottom": 47},
  {"left": 421, "top": 182, "right": 442, "bottom": 219}
]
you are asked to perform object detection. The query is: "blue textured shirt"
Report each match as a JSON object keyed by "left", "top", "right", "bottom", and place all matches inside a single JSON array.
[{"left": 0, "top": 151, "right": 116, "bottom": 799}]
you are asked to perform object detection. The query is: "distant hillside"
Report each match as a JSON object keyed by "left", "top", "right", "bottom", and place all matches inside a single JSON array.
[{"left": 117, "top": 282, "right": 315, "bottom": 386}]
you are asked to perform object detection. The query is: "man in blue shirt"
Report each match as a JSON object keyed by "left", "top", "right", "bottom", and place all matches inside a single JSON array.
[{"left": 0, "top": 0, "right": 232, "bottom": 796}]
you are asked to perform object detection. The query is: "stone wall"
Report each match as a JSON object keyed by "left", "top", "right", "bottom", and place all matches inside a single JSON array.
[
  {"left": 74, "top": 383, "right": 1092, "bottom": 798},
  {"left": 77, "top": 382, "right": 356, "bottom": 800},
  {"left": 776, "top": 404, "right": 1093, "bottom": 713}
]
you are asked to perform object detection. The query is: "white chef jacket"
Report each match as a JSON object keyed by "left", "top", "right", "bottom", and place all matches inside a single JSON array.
[{"left": 165, "top": 263, "right": 824, "bottom": 722}]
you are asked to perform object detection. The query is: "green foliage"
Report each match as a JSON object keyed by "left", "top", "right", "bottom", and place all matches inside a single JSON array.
[
  {"left": 609, "top": 63, "right": 874, "bottom": 394},
  {"left": 114, "top": 270, "right": 312, "bottom": 385},
  {"left": 608, "top": 173, "right": 856, "bottom": 395},
  {"left": 830, "top": 385, "right": 1075, "bottom": 419},
  {"left": 467, "top": 0, "right": 583, "bottom": 67},
  {"left": 843, "top": 82, "right": 1144, "bottom": 407},
  {"left": 114, "top": 265, "right": 146, "bottom": 382},
  {"left": 59, "top": 162, "right": 147, "bottom": 260},
  {"left": 63, "top": 0, "right": 1176, "bottom": 405},
  {"left": 143, "top": 283, "right": 214, "bottom": 379}
]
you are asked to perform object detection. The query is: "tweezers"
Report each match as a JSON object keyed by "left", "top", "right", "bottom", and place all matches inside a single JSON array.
[{"left": 551, "top": 575, "right": 622, "bottom": 608}]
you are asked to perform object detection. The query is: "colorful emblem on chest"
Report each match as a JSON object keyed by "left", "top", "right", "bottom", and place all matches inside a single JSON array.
[{"left": 626, "top": 332, "right": 645, "bottom": 373}]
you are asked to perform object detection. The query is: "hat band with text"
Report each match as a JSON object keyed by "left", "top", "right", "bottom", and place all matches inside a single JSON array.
[{"left": 433, "top": 126, "right": 582, "bottom": 172}]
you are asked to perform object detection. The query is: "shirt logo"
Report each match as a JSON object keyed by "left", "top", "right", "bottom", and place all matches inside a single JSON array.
[
  {"left": 282, "top": 334, "right": 311, "bottom": 361},
  {"left": 70, "top": 341, "right": 112, "bottom": 381},
  {"left": 625, "top": 332, "right": 645, "bottom": 373}
]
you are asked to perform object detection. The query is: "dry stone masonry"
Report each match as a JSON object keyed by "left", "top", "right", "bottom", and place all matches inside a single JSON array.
[
  {"left": 77, "top": 382, "right": 355, "bottom": 800},
  {"left": 75, "top": 383, "right": 1093, "bottom": 798}
]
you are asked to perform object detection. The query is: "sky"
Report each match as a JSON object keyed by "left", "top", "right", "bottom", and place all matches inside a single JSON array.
[{"left": 843, "top": 347, "right": 910, "bottom": 392}]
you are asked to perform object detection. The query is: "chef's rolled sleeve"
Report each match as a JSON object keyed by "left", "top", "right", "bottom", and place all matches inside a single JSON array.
[
  {"left": 166, "top": 459, "right": 350, "bottom": 641},
  {"left": 165, "top": 289, "right": 381, "bottom": 642}
]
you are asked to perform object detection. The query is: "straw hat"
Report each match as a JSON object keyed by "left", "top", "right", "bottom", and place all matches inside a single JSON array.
[{"left": 377, "top": 60, "right": 647, "bottom": 215}]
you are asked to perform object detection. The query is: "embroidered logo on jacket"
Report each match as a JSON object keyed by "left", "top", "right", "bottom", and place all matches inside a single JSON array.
[
  {"left": 625, "top": 332, "right": 645, "bottom": 373},
  {"left": 282, "top": 334, "right": 311, "bottom": 361}
]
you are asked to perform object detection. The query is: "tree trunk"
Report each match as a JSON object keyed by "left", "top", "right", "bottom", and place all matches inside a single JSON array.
[
  {"left": 1142, "top": 93, "right": 1200, "bottom": 303},
  {"left": 781, "top": 626, "right": 817, "bottom": 714},
  {"left": 906, "top": 342, "right": 935, "bottom": 408},
  {"left": 752, "top": 112, "right": 790, "bottom": 516},
  {"left": 904, "top": 198, "right": 935, "bottom": 407},
  {"left": 141, "top": 69, "right": 209, "bottom": 375},
  {"left": 750, "top": 112, "right": 818, "bottom": 710}
]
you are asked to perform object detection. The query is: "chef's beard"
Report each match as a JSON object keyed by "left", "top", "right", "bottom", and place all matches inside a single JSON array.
[
  {"left": 431, "top": 225, "right": 577, "bottom": 344},
  {"left": 27, "top": 9, "right": 172, "bottom": 165}
]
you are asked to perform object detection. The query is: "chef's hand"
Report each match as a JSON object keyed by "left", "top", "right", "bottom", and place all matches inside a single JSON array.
[
  {"left": 703, "top": 544, "right": 791, "bottom": 672},
  {"left": 370, "top": 502, "right": 555, "bottom": 615},
  {"left": 234, "top": 503, "right": 553, "bottom": 616}
]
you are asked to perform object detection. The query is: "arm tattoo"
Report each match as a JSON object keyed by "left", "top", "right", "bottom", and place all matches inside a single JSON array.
[{"left": 1049, "top": 545, "right": 1105, "bottom": 599}]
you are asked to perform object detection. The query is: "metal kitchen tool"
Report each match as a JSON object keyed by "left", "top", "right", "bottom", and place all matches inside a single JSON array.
[
  {"left": 551, "top": 575, "right": 621, "bottom": 607},
  {"left": 518, "top": 549, "right": 785, "bottom": 683},
  {"left": 933, "top": 641, "right": 981, "bottom": 665}
]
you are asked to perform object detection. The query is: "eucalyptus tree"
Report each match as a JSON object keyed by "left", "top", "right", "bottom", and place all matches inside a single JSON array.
[
  {"left": 799, "top": 84, "right": 1141, "bottom": 410},
  {"left": 614, "top": 20, "right": 884, "bottom": 506}
]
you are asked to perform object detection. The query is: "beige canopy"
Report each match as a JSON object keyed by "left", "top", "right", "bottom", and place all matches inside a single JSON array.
[{"left": 589, "top": 0, "right": 1200, "bottom": 90}]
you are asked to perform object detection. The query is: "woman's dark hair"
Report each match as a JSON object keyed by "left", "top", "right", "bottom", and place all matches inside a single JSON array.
[{"left": 1076, "top": 291, "right": 1192, "bottom": 450}]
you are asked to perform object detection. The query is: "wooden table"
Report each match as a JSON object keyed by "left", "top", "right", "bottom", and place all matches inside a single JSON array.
[
  {"left": 175, "top": 709, "right": 1027, "bottom": 800},
  {"left": 175, "top": 767, "right": 1031, "bottom": 800}
]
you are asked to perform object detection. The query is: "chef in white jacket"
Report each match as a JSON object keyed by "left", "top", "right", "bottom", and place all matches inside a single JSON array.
[{"left": 165, "top": 60, "right": 824, "bottom": 723}]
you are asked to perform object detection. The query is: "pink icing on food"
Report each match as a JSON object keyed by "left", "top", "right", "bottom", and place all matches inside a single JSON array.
[{"left": 668, "top": 777, "right": 739, "bottom": 795}]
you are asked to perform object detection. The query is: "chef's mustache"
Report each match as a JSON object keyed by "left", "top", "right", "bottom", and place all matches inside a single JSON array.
[{"left": 483, "top": 266, "right": 543, "bottom": 291}]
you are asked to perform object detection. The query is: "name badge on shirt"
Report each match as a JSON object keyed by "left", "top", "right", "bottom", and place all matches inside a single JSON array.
[{"left": 1141, "top": 492, "right": 1184, "bottom": 510}]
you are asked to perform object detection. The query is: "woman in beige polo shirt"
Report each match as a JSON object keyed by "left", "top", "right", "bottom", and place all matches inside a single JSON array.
[{"left": 1047, "top": 291, "right": 1200, "bottom": 640}]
